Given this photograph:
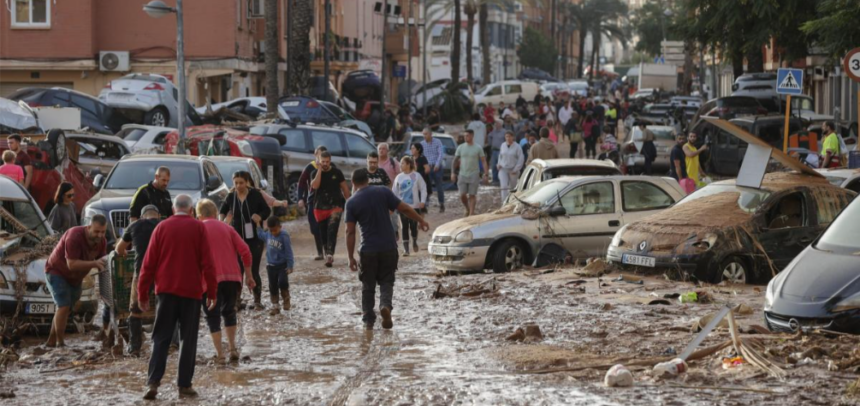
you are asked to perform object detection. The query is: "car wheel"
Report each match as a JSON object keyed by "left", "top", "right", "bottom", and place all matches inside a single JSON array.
[
  {"left": 47, "top": 129, "right": 66, "bottom": 164},
  {"left": 492, "top": 239, "right": 524, "bottom": 273},
  {"left": 286, "top": 173, "right": 300, "bottom": 204},
  {"left": 718, "top": 256, "right": 748, "bottom": 284},
  {"left": 145, "top": 107, "right": 169, "bottom": 127}
]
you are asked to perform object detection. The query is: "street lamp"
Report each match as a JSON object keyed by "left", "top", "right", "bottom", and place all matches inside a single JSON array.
[{"left": 143, "top": 0, "right": 187, "bottom": 154}]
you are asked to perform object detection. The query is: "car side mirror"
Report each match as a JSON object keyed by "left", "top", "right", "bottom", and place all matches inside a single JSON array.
[
  {"left": 93, "top": 174, "right": 105, "bottom": 189},
  {"left": 206, "top": 176, "right": 221, "bottom": 191},
  {"left": 260, "top": 179, "right": 269, "bottom": 190},
  {"left": 549, "top": 206, "right": 566, "bottom": 216}
]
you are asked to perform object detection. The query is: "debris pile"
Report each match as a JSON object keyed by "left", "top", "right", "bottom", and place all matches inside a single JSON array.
[{"left": 432, "top": 279, "right": 499, "bottom": 299}]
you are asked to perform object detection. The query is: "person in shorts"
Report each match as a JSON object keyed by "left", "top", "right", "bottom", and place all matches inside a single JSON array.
[
  {"left": 44, "top": 216, "right": 108, "bottom": 347},
  {"left": 452, "top": 129, "right": 489, "bottom": 217}
]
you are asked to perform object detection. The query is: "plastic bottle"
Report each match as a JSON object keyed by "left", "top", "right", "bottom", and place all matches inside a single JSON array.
[
  {"left": 604, "top": 364, "right": 634, "bottom": 387},
  {"left": 652, "top": 358, "right": 688, "bottom": 378}
]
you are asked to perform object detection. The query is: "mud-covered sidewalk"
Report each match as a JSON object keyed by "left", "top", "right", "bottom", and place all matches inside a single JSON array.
[{"left": 1, "top": 188, "right": 858, "bottom": 406}]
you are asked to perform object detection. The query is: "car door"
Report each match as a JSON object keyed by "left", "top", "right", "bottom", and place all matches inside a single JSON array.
[
  {"left": 619, "top": 180, "right": 677, "bottom": 224},
  {"left": 344, "top": 132, "right": 376, "bottom": 173},
  {"left": 552, "top": 181, "right": 620, "bottom": 258},
  {"left": 310, "top": 130, "right": 350, "bottom": 174},
  {"left": 757, "top": 192, "right": 818, "bottom": 270},
  {"left": 504, "top": 84, "right": 523, "bottom": 105}
]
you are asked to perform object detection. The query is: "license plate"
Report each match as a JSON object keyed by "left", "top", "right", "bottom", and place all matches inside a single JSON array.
[
  {"left": 430, "top": 245, "right": 446, "bottom": 256},
  {"left": 110, "top": 94, "right": 134, "bottom": 103},
  {"left": 281, "top": 101, "right": 300, "bottom": 107},
  {"left": 26, "top": 303, "right": 56, "bottom": 314},
  {"left": 622, "top": 254, "right": 656, "bottom": 267}
]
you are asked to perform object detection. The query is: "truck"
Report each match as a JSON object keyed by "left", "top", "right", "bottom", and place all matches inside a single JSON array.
[{"left": 637, "top": 63, "right": 678, "bottom": 93}]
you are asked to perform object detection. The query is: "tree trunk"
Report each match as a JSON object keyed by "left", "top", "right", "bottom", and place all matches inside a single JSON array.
[
  {"left": 480, "top": 3, "right": 490, "bottom": 84},
  {"left": 451, "top": 0, "right": 462, "bottom": 82},
  {"left": 465, "top": 7, "right": 476, "bottom": 84},
  {"left": 590, "top": 27, "right": 600, "bottom": 80},
  {"left": 287, "top": 0, "right": 312, "bottom": 96},
  {"left": 730, "top": 46, "right": 744, "bottom": 79},
  {"left": 746, "top": 45, "right": 764, "bottom": 73},
  {"left": 264, "top": 0, "right": 279, "bottom": 115},
  {"left": 577, "top": 21, "right": 587, "bottom": 78}
]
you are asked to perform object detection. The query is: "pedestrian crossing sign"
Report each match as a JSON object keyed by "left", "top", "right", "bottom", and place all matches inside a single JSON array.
[{"left": 776, "top": 68, "right": 803, "bottom": 95}]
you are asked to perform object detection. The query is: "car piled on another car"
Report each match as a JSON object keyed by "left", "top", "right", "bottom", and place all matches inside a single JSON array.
[{"left": 100, "top": 73, "right": 202, "bottom": 128}]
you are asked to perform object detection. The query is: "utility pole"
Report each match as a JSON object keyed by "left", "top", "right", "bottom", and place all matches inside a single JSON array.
[
  {"left": 286, "top": 0, "right": 293, "bottom": 96},
  {"left": 422, "top": 0, "right": 427, "bottom": 118},
  {"left": 381, "top": 3, "right": 387, "bottom": 105},
  {"left": 407, "top": 0, "right": 413, "bottom": 109},
  {"left": 324, "top": 0, "right": 331, "bottom": 99},
  {"left": 176, "top": 0, "right": 186, "bottom": 153}
]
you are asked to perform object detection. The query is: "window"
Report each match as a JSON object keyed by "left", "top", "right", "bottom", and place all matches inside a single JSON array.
[
  {"left": 345, "top": 134, "right": 375, "bottom": 159},
  {"left": 311, "top": 131, "right": 345, "bottom": 157},
  {"left": 71, "top": 94, "right": 100, "bottom": 119},
  {"left": 815, "top": 190, "right": 851, "bottom": 225},
  {"left": 560, "top": 182, "right": 615, "bottom": 215},
  {"left": 766, "top": 193, "right": 806, "bottom": 229},
  {"left": 12, "top": 0, "right": 49, "bottom": 28},
  {"left": 505, "top": 84, "right": 523, "bottom": 94},
  {"left": 519, "top": 167, "right": 535, "bottom": 191},
  {"left": 621, "top": 181, "right": 674, "bottom": 212},
  {"left": 120, "top": 128, "right": 148, "bottom": 142},
  {"left": 277, "top": 129, "right": 308, "bottom": 152},
  {"left": 486, "top": 86, "right": 502, "bottom": 96},
  {"left": 203, "top": 161, "right": 221, "bottom": 185}
]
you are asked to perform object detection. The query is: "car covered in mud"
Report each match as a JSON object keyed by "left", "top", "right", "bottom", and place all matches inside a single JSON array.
[
  {"left": 764, "top": 195, "right": 860, "bottom": 334},
  {"left": 607, "top": 173, "right": 856, "bottom": 284},
  {"left": 429, "top": 176, "right": 685, "bottom": 273},
  {"left": 0, "top": 175, "right": 98, "bottom": 328}
]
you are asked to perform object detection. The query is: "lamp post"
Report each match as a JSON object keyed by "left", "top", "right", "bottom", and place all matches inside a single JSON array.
[{"left": 143, "top": 0, "right": 186, "bottom": 154}]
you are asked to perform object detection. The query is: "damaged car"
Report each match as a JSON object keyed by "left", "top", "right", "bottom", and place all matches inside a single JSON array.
[
  {"left": 607, "top": 173, "right": 856, "bottom": 284},
  {"left": 764, "top": 195, "right": 860, "bottom": 334},
  {"left": 429, "top": 176, "right": 685, "bottom": 273},
  {"left": 0, "top": 175, "right": 98, "bottom": 328}
]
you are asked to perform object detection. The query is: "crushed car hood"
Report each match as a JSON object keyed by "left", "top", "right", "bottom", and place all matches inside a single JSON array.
[{"left": 0, "top": 258, "right": 49, "bottom": 284}]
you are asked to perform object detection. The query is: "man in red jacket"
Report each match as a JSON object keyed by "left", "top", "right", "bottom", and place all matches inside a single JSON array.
[{"left": 137, "top": 194, "right": 217, "bottom": 400}]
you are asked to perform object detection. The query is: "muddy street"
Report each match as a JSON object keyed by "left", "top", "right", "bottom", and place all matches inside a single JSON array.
[{"left": 1, "top": 188, "right": 858, "bottom": 406}]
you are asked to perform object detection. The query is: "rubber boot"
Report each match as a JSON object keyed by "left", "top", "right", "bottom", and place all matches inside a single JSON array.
[
  {"left": 253, "top": 291, "right": 264, "bottom": 310},
  {"left": 281, "top": 289, "right": 291, "bottom": 311},
  {"left": 127, "top": 316, "right": 143, "bottom": 356},
  {"left": 269, "top": 296, "right": 280, "bottom": 315}
]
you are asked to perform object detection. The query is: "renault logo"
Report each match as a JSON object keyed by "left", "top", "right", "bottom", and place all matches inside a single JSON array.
[
  {"left": 788, "top": 318, "right": 800, "bottom": 332},
  {"left": 638, "top": 241, "right": 648, "bottom": 252}
]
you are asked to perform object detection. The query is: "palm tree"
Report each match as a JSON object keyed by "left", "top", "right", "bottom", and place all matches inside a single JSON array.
[
  {"left": 286, "top": 0, "right": 312, "bottom": 96},
  {"left": 567, "top": 1, "right": 591, "bottom": 79},
  {"left": 587, "top": 0, "right": 628, "bottom": 80},
  {"left": 264, "top": 0, "right": 279, "bottom": 115},
  {"left": 451, "top": 0, "right": 462, "bottom": 82},
  {"left": 463, "top": 2, "right": 478, "bottom": 84}
]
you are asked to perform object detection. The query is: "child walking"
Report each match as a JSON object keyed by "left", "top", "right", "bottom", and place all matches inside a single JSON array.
[
  {"left": 257, "top": 215, "right": 294, "bottom": 315},
  {"left": 392, "top": 156, "right": 427, "bottom": 256}
]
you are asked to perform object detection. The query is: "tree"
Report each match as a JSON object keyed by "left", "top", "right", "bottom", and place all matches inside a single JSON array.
[
  {"left": 480, "top": 3, "right": 490, "bottom": 84},
  {"left": 264, "top": 0, "right": 279, "bottom": 115},
  {"left": 587, "top": 0, "right": 628, "bottom": 80},
  {"left": 286, "top": 0, "right": 311, "bottom": 96},
  {"left": 801, "top": 0, "right": 860, "bottom": 58},
  {"left": 517, "top": 27, "right": 557, "bottom": 74},
  {"left": 451, "top": 0, "right": 462, "bottom": 82},
  {"left": 631, "top": 2, "right": 680, "bottom": 57},
  {"left": 464, "top": 2, "right": 477, "bottom": 84}
]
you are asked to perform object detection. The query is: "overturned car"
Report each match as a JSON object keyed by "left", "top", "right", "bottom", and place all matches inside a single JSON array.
[
  {"left": 0, "top": 175, "right": 98, "bottom": 329},
  {"left": 607, "top": 172, "right": 856, "bottom": 284}
]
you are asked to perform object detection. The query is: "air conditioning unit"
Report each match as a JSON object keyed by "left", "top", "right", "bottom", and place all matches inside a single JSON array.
[
  {"left": 812, "top": 67, "right": 826, "bottom": 81},
  {"left": 249, "top": 0, "right": 264, "bottom": 18},
  {"left": 99, "top": 51, "right": 130, "bottom": 72}
]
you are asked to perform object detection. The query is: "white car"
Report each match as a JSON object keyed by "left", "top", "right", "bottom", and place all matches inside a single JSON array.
[
  {"left": 568, "top": 81, "right": 589, "bottom": 97},
  {"left": 474, "top": 80, "right": 540, "bottom": 111},
  {"left": 0, "top": 175, "right": 98, "bottom": 328},
  {"left": 816, "top": 168, "right": 860, "bottom": 193},
  {"left": 209, "top": 156, "right": 273, "bottom": 195},
  {"left": 196, "top": 96, "right": 289, "bottom": 120},
  {"left": 100, "top": 73, "right": 202, "bottom": 128},
  {"left": 113, "top": 124, "right": 173, "bottom": 153}
]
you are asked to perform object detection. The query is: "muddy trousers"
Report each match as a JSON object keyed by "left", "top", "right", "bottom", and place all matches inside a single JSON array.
[
  {"left": 147, "top": 294, "right": 201, "bottom": 388},
  {"left": 318, "top": 212, "right": 342, "bottom": 256},
  {"left": 307, "top": 199, "right": 324, "bottom": 256},
  {"left": 202, "top": 282, "right": 240, "bottom": 333},
  {"left": 266, "top": 264, "right": 290, "bottom": 299},
  {"left": 399, "top": 213, "right": 418, "bottom": 242},
  {"left": 359, "top": 250, "right": 398, "bottom": 325},
  {"left": 239, "top": 239, "right": 264, "bottom": 302}
]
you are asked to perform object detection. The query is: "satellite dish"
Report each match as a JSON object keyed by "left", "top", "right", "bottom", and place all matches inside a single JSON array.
[{"left": 101, "top": 53, "right": 120, "bottom": 71}]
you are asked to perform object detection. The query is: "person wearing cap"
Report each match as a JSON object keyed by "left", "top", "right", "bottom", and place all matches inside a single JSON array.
[{"left": 115, "top": 204, "right": 178, "bottom": 356}]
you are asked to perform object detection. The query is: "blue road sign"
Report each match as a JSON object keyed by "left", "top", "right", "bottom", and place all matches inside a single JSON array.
[
  {"left": 393, "top": 65, "right": 407, "bottom": 78},
  {"left": 776, "top": 68, "right": 803, "bottom": 95}
]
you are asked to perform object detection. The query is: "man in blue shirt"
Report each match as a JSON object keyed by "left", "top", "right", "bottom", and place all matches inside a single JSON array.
[
  {"left": 420, "top": 127, "right": 446, "bottom": 213},
  {"left": 345, "top": 169, "right": 428, "bottom": 330}
]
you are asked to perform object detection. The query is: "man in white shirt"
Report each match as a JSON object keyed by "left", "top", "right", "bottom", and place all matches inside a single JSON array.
[
  {"left": 467, "top": 113, "right": 487, "bottom": 147},
  {"left": 497, "top": 131, "right": 525, "bottom": 201},
  {"left": 558, "top": 100, "right": 574, "bottom": 143}
]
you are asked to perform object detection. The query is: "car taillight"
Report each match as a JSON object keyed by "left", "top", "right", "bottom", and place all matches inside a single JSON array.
[
  {"left": 756, "top": 107, "right": 768, "bottom": 115},
  {"left": 103, "top": 82, "right": 112, "bottom": 90},
  {"left": 144, "top": 83, "right": 165, "bottom": 91},
  {"left": 624, "top": 143, "right": 638, "bottom": 154},
  {"left": 306, "top": 100, "right": 319, "bottom": 108}
]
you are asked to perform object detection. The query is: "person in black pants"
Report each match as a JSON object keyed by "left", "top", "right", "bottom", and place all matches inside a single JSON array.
[
  {"left": 311, "top": 151, "right": 351, "bottom": 268},
  {"left": 220, "top": 171, "right": 271, "bottom": 310},
  {"left": 298, "top": 146, "right": 329, "bottom": 260}
]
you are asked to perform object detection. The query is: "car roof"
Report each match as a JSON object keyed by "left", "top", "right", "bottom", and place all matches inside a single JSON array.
[
  {"left": 207, "top": 156, "right": 255, "bottom": 163},
  {"left": 710, "top": 172, "right": 832, "bottom": 193},
  {"left": 119, "top": 154, "right": 205, "bottom": 163},
  {"left": 408, "top": 132, "right": 454, "bottom": 139},
  {"left": 65, "top": 132, "right": 127, "bottom": 142},
  {"left": 730, "top": 115, "right": 801, "bottom": 125},
  {"left": 532, "top": 158, "right": 618, "bottom": 169},
  {"left": 0, "top": 175, "right": 30, "bottom": 201},
  {"left": 636, "top": 125, "right": 674, "bottom": 131},
  {"left": 16, "top": 87, "right": 102, "bottom": 102},
  {"left": 120, "top": 124, "right": 174, "bottom": 131},
  {"left": 815, "top": 168, "right": 860, "bottom": 179}
]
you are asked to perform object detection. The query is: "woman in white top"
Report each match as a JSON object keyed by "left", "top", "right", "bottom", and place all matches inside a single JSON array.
[
  {"left": 497, "top": 131, "right": 525, "bottom": 201},
  {"left": 392, "top": 156, "right": 427, "bottom": 256}
]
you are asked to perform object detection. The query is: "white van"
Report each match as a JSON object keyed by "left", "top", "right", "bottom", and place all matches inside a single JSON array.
[{"left": 473, "top": 80, "right": 540, "bottom": 111}]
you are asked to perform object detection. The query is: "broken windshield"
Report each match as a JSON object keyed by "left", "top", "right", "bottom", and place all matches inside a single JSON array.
[
  {"left": 1, "top": 199, "right": 51, "bottom": 246},
  {"left": 675, "top": 184, "right": 770, "bottom": 213}
]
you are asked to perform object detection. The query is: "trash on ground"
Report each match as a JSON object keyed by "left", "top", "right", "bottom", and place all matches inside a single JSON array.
[
  {"left": 652, "top": 358, "right": 688, "bottom": 378},
  {"left": 604, "top": 364, "right": 634, "bottom": 387},
  {"left": 722, "top": 356, "right": 745, "bottom": 369}
]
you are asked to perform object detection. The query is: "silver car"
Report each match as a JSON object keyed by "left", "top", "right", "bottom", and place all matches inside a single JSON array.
[
  {"left": 428, "top": 175, "right": 686, "bottom": 273},
  {"left": 506, "top": 159, "right": 622, "bottom": 205},
  {"left": 100, "top": 73, "right": 201, "bottom": 128},
  {"left": 621, "top": 125, "right": 676, "bottom": 174},
  {"left": 66, "top": 132, "right": 130, "bottom": 177}
]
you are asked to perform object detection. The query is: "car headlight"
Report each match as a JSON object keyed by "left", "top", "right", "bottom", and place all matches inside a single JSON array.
[
  {"left": 82, "top": 206, "right": 106, "bottom": 225},
  {"left": 81, "top": 274, "right": 96, "bottom": 291},
  {"left": 610, "top": 225, "right": 628, "bottom": 248},
  {"left": 0, "top": 272, "right": 7, "bottom": 289},
  {"left": 765, "top": 278, "right": 775, "bottom": 308},
  {"left": 236, "top": 140, "right": 253, "bottom": 157},
  {"left": 833, "top": 293, "right": 860, "bottom": 313},
  {"left": 454, "top": 230, "right": 473, "bottom": 243}
]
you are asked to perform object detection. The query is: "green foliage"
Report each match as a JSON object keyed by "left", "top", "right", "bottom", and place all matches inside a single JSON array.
[
  {"left": 433, "top": 81, "right": 472, "bottom": 122},
  {"left": 631, "top": 2, "right": 681, "bottom": 57},
  {"left": 516, "top": 27, "right": 558, "bottom": 73},
  {"left": 801, "top": 0, "right": 860, "bottom": 58}
]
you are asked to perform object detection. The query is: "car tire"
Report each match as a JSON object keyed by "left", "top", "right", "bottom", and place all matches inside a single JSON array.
[
  {"left": 47, "top": 129, "right": 66, "bottom": 164},
  {"left": 492, "top": 239, "right": 525, "bottom": 274},
  {"left": 145, "top": 107, "right": 169, "bottom": 127},
  {"left": 286, "top": 173, "right": 301, "bottom": 204},
  {"left": 717, "top": 256, "right": 749, "bottom": 284}
]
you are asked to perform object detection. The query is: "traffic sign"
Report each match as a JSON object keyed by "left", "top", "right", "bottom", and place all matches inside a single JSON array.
[
  {"left": 776, "top": 68, "right": 803, "bottom": 95},
  {"left": 844, "top": 48, "right": 860, "bottom": 83}
]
